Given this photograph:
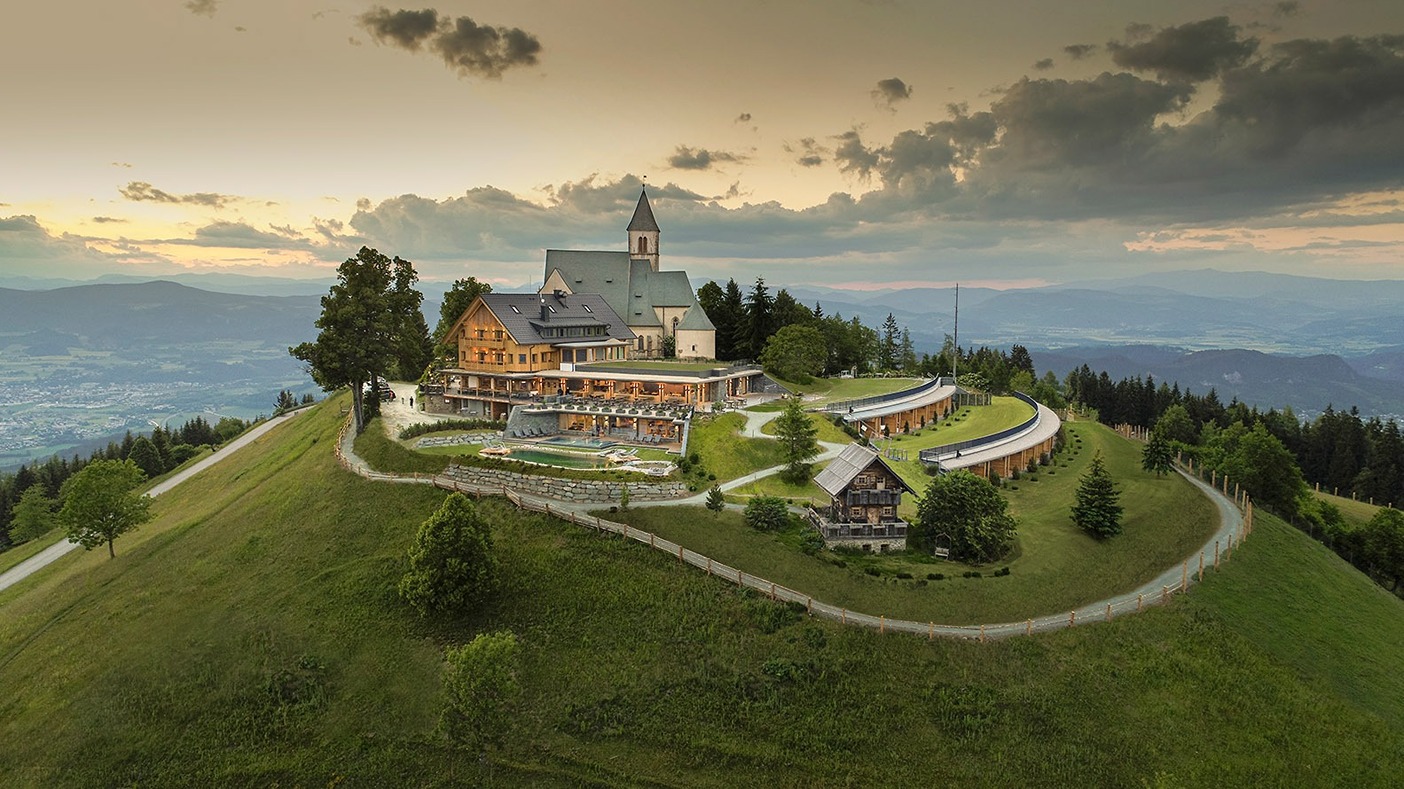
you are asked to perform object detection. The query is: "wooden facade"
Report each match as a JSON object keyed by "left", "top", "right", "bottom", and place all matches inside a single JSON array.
[{"left": 810, "top": 444, "right": 915, "bottom": 552}]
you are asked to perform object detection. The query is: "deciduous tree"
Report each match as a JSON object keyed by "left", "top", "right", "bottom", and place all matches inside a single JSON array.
[
  {"left": 290, "top": 247, "right": 399, "bottom": 433},
  {"left": 913, "top": 470, "right": 1017, "bottom": 562},
  {"left": 59, "top": 459, "right": 152, "bottom": 558},
  {"left": 9, "top": 486, "right": 58, "bottom": 544},
  {"left": 759, "top": 324, "right": 827, "bottom": 384},
  {"left": 744, "top": 496, "right": 789, "bottom": 531},
  {"left": 440, "top": 631, "right": 521, "bottom": 753},
  {"left": 1073, "top": 451, "right": 1123, "bottom": 538}
]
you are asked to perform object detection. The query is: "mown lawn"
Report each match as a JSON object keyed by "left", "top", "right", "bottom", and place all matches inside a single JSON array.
[
  {"left": 1, "top": 397, "right": 1402, "bottom": 785},
  {"left": 1314, "top": 489, "right": 1386, "bottom": 528},
  {"left": 613, "top": 421, "right": 1216, "bottom": 624},
  {"left": 686, "top": 412, "right": 787, "bottom": 482},
  {"left": 781, "top": 375, "right": 922, "bottom": 406},
  {"left": 0, "top": 529, "right": 66, "bottom": 576},
  {"left": 883, "top": 396, "right": 1036, "bottom": 485}
]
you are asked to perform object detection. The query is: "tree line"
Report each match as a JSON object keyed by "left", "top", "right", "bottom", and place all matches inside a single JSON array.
[
  {"left": 0, "top": 414, "right": 256, "bottom": 551},
  {"left": 1065, "top": 365, "right": 1404, "bottom": 594}
]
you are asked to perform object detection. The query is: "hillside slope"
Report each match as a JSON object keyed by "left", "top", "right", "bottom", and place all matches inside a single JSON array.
[{"left": 1, "top": 400, "right": 1402, "bottom": 786}]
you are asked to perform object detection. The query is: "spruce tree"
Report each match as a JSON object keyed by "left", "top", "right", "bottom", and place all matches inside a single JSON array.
[
  {"left": 1073, "top": 451, "right": 1123, "bottom": 538},
  {"left": 705, "top": 484, "right": 725, "bottom": 514},
  {"left": 774, "top": 396, "right": 819, "bottom": 483},
  {"left": 1142, "top": 431, "right": 1174, "bottom": 477}
]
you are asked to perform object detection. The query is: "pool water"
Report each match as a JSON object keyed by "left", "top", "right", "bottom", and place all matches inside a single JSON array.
[
  {"left": 504, "top": 449, "right": 611, "bottom": 469},
  {"left": 541, "top": 435, "right": 617, "bottom": 449}
]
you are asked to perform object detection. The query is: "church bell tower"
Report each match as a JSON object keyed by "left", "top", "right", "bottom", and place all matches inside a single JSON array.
[{"left": 627, "top": 188, "right": 661, "bottom": 272}]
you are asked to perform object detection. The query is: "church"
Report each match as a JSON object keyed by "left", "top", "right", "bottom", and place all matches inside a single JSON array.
[{"left": 540, "top": 189, "right": 716, "bottom": 359}]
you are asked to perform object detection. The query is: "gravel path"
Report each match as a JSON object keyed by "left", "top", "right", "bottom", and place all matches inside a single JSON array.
[{"left": 0, "top": 408, "right": 308, "bottom": 594}]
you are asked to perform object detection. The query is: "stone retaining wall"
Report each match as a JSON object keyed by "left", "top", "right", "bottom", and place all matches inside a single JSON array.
[{"left": 443, "top": 464, "right": 688, "bottom": 503}]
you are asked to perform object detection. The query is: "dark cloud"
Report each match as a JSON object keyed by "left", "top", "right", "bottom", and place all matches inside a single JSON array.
[
  {"left": 184, "top": 0, "right": 218, "bottom": 17},
  {"left": 358, "top": 7, "right": 439, "bottom": 49},
  {"left": 92, "top": 216, "right": 127, "bottom": 224},
  {"left": 187, "top": 222, "right": 307, "bottom": 249},
  {"left": 119, "top": 181, "right": 235, "bottom": 209},
  {"left": 872, "top": 77, "right": 913, "bottom": 109},
  {"left": 736, "top": 112, "right": 752, "bottom": 123},
  {"left": 234, "top": 26, "right": 246, "bottom": 33},
  {"left": 357, "top": 6, "right": 542, "bottom": 79},
  {"left": 111, "top": 161, "right": 132, "bottom": 168},
  {"left": 666, "top": 146, "right": 746, "bottom": 171},
  {"left": 1063, "top": 43, "right": 1097, "bottom": 59},
  {"left": 833, "top": 130, "right": 880, "bottom": 178},
  {"left": 1124, "top": 23, "right": 1154, "bottom": 42},
  {"left": 784, "top": 138, "right": 828, "bottom": 167},
  {"left": 1032, "top": 58, "right": 1054, "bottom": 71},
  {"left": 0, "top": 214, "right": 122, "bottom": 276},
  {"left": 356, "top": 197, "right": 372, "bottom": 211},
  {"left": 1274, "top": 2, "right": 1300, "bottom": 18},
  {"left": 1108, "top": 17, "right": 1258, "bottom": 82}
]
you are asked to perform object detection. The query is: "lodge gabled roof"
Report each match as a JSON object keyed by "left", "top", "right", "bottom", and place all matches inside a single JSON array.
[
  {"left": 813, "top": 442, "right": 917, "bottom": 498},
  {"left": 462, "top": 292, "right": 635, "bottom": 347}
]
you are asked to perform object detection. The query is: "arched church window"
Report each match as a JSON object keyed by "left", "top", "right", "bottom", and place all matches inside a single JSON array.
[
  {"left": 637, "top": 236, "right": 648, "bottom": 255},
  {"left": 671, "top": 316, "right": 680, "bottom": 336}
]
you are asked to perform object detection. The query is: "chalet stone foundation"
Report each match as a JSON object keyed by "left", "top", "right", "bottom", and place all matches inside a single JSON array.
[{"left": 442, "top": 464, "right": 687, "bottom": 503}]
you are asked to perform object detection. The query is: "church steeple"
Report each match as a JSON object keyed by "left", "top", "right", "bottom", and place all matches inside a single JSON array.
[{"left": 627, "top": 188, "right": 661, "bottom": 271}]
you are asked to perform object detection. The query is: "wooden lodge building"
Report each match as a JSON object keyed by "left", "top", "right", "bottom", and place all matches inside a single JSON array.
[
  {"left": 427, "top": 190, "right": 770, "bottom": 446},
  {"left": 809, "top": 443, "right": 916, "bottom": 552}
]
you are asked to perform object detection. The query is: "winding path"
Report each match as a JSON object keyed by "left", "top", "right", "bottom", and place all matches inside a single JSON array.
[
  {"left": 339, "top": 411, "right": 1252, "bottom": 640},
  {"left": 0, "top": 409, "right": 308, "bottom": 594}
]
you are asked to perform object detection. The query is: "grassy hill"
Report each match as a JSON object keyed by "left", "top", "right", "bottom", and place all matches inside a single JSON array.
[{"left": 1, "top": 399, "right": 1402, "bottom": 785}]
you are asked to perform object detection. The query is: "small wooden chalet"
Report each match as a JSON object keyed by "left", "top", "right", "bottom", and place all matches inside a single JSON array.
[{"left": 808, "top": 443, "right": 916, "bottom": 552}]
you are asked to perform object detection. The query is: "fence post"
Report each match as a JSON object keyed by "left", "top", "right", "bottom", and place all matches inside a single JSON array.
[
  {"left": 1026, "top": 619, "right": 1032, "bottom": 637},
  {"left": 707, "top": 558, "right": 712, "bottom": 576},
  {"left": 738, "top": 570, "right": 744, "bottom": 587},
  {"left": 979, "top": 623, "right": 985, "bottom": 642},
  {"left": 808, "top": 597, "right": 813, "bottom": 614},
  {"left": 650, "top": 533, "right": 656, "bottom": 549},
  {"left": 1182, "top": 561, "right": 1188, "bottom": 590},
  {"left": 842, "top": 609, "right": 847, "bottom": 625},
  {"left": 1137, "top": 594, "right": 1143, "bottom": 613},
  {"left": 1162, "top": 585, "right": 1168, "bottom": 604},
  {"left": 1215, "top": 540, "right": 1220, "bottom": 569},
  {"left": 678, "top": 545, "right": 683, "bottom": 562},
  {"left": 1069, "top": 610, "right": 1076, "bottom": 626},
  {"left": 882, "top": 616, "right": 887, "bottom": 635},
  {"left": 770, "top": 582, "right": 776, "bottom": 601},
  {"left": 1198, "top": 551, "right": 1204, "bottom": 582}
]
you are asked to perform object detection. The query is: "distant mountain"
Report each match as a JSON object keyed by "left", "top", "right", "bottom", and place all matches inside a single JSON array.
[
  {"left": 1034, "top": 346, "right": 1404, "bottom": 417},
  {"left": 0, "top": 281, "right": 321, "bottom": 351},
  {"left": 1346, "top": 346, "right": 1404, "bottom": 383}
]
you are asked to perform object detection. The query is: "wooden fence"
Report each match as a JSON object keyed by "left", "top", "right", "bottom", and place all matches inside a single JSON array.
[{"left": 337, "top": 414, "right": 1254, "bottom": 641}]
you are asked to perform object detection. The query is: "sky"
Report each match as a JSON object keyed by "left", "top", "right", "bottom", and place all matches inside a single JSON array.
[{"left": 4, "top": 0, "right": 1404, "bottom": 290}]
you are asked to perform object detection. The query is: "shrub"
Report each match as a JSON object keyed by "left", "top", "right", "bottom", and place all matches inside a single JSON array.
[
  {"left": 864, "top": 567, "right": 881, "bottom": 577},
  {"left": 896, "top": 571, "right": 913, "bottom": 580},
  {"left": 744, "top": 496, "right": 789, "bottom": 531},
  {"left": 399, "top": 493, "right": 497, "bottom": 617},
  {"left": 927, "top": 573, "right": 944, "bottom": 581}
]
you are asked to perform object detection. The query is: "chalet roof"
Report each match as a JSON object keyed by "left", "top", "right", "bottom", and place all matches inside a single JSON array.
[
  {"left": 477, "top": 292, "right": 634, "bottom": 346},
  {"left": 813, "top": 442, "right": 916, "bottom": 498},
  {"left": 627, "top": 189, "right": 660, "bottom": 232}
]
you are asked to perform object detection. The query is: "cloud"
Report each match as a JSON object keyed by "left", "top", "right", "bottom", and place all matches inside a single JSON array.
[
  {"left": 119, "top": 181, "right": 235, "bottom": 209},
  {"left": 184, "top": 0, "right": 218, "bottom": 17},
  {"left": 1063, "top": 43, "right": 1097, "bottom": 59},
  {"left": 1109, "top": 16, "right": 1258, "bottom": 82},
  {"left": 357, "top": 6, "right": 542, "bottom": 79},
  {"left": 358, "top": 7, "right": 439, "bottom": 50},
  {"left": 1032, "top": 58, "right": 1054, "bottom": 71},
  {"left": 0, "top": 215, "right": 126, "bottom": 277},
  {"left": 111, "top": 161, "right": 132, "bottom": 168},
  {"left": 1274, "top": 2, "right": 1300, "bottom": 18},
  {"left": 833, "top": 130, "right": 880, "bottom": 179},
  {"left": 784, "top": 138, "right": 828, "bottom": 167},
  {"left": 666, "top": 146, "right": 746, "bottom": 171},
  {"left": 735, "top": 112, "right": 752, "bottom": 123},
  {"left": 1123, "top": 23, "right": 1154, "bottom": 42},
  {"left": 872, "top": 77, "right": 913, "bottom": 109},
  {"left": 92, "top": 216, "right": 127, "bottom": 224}
]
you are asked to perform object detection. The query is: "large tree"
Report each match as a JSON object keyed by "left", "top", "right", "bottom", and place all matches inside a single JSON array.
[
  {"left": 1363, "top": 508, "right": 1404, "bottom": 592},
  {"left": 759, "top": 324, "right": 828, "bottom": 383},
  {"left": 59, "top": 459, "right": 152, "bottom": 559},
  {"left": 913, "top": 470, "right": 1017, "bottom": 563},
  {"left": 290, "top": 247, "right": 401, "bottom": 433},
  {"left": 399, "top": 493, "right": 498, "bottom": 617},
  {"left": 773, "top": 396, "right": 820, "bottom": 484},
  {"left": 386, "top": 256, "right": 433, "bottom": 381},
  {"left": 1072, "top": 451, "right": 1123, "bottom": 538},
  {"left": 740, "top": 276, "right": 775, "bottom": 361}
]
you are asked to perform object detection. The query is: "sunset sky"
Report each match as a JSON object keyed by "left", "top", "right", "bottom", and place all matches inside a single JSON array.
[{"left": 4, "top": 0, "right": 1404, "bottom": 289}]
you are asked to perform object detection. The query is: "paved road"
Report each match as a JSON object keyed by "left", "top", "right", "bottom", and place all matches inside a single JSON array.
[{"left": 0, "top": 409, "right": 307, "bottom": 594}]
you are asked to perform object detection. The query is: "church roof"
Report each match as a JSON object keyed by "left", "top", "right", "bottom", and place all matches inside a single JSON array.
[
  {"left": 627, "top": 189, "right": 660, "bottom": 232},
  {"left": 544, "top": 249, "right": 632, "bottom": 317},
  {"left": 676, "top": 302, "right": 716, "bottom": 331}
]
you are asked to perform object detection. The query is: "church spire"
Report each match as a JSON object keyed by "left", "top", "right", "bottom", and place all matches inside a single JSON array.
[
  {"left": 627, "top": 187, "right": 661, "bottom": 271},
  {"left": 627, "top": 188, "right": 660, "bottom": 232}
]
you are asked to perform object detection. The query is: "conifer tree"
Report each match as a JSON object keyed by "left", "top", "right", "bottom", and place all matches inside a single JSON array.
[
  {"left": 774, "top": 396, "right": 819, "bottom": 483},
  {"left": 1142, "top": 431, "right": 1174, "bottom": 477},
  {"left": 705, "top": 484, "right": 725, "bottom": 514},
  {"left": 1073, "top": 451, "right": 1123, "bottom": 538}
]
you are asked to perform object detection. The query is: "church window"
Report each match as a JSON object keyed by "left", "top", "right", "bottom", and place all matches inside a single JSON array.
[{"left": 637, "top": 236, "right": 648, "bottom": 254}]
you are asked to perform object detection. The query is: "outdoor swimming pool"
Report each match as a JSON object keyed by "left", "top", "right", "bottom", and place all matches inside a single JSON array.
[
  {"left": 541, "top": 435, "right": 617, "bottom": 449},
  {"left": 505, "top": 448, "right": 612, "bottom": 469}
]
